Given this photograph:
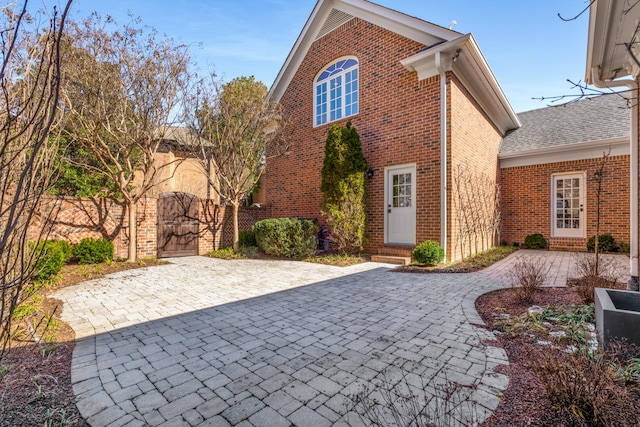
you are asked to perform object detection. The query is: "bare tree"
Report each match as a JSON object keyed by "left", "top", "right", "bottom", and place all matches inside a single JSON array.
[
  {"left": 59, "top": 13, "right": 191, "bottom": 262},
  {"left": 591, "top": 150, "right": 611, "bottom": 275},
  {"left": 0, "top": 0, "right": 72, "bottom": 355},
  {"left": 185, "top": 74, "right": 286, "bottom": 251}
]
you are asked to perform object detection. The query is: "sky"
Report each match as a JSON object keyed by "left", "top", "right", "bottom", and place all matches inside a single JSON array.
[{"left": 64, "top": 0, "right": 590, "bottom": 113}]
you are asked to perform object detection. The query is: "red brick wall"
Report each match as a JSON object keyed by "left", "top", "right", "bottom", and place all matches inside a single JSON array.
[
  {"left": 265, "top": 18, "right": 443, "bottom": 253},
  {"left": 221, "top": 207, "right": 269, "bottom": 248},
  {"left": 500, "top": 155, "right": 630, "bottom": 251},
  {"left": 449, "top": 75, "right": 503, "bottom": 260},
  {"left": 30, "top": 196, "right": 264, "bottom": 258},
  {"left": 30, "top": 196, "right": 156, "bottom": 259}
]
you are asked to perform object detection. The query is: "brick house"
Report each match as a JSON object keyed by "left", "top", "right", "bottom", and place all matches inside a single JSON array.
[
  {"left": 263, "top": 0, "right": 635, "bottom": 263},
  {"left": 265, "top": 0, "right": 520, "bottom": 261},
  {"left": 499, "top": 95, "right": 631, "bottom": 252}
]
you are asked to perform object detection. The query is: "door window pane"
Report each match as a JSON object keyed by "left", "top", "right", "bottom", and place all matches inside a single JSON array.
[{"left": 392, "top": 173, "right": 412, "bottom": 209}]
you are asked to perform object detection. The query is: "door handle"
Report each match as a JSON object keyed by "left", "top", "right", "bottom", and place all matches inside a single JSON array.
[{"left": 388, "top": 204, "right": 391, "bottom": 213}]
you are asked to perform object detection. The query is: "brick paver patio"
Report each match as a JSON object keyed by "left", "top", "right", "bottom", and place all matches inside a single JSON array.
[{"left": 54, "top": 250, "right": 628, "bottom": 426}]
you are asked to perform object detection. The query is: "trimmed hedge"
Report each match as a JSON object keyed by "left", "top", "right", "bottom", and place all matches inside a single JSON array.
[
  {"left": 524, "top": 233, "right": 547, "bottom": 249},
  {"left": 73, "top": 237, "right": 114, "bottom": 264},
  {"left": 31, "top": 239, "right": 72, "bottom": 281},
  {"left": 254, "top": 218, "right": 316, "bottom": 258},
  {"left": 239, "top": 230, "right": 257, "bottom": 247},
  {"left": 587, "top": 234, "right": 616, "bottom": 252},
  {"left": 413, "top": 240, "right": 445, "bottom": 266}
]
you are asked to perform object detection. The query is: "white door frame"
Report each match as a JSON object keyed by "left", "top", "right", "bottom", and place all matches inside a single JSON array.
[
  {"left": 551, "top": 172, "right": 586, "bottom": 238},
  {"left": 385, "top": 163, "right": 417, "bottom": 244}
]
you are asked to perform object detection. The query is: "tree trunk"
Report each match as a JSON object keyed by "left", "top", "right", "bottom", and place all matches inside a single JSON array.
[
  {"left": 128, "top": 200, "right": 137, "bottom": 263},
  {"left": 232, "top": 202, "right": 240, "bottom": 252}
]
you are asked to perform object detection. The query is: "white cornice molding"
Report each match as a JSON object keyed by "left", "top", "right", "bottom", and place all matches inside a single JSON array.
[
  {"left": 401, "top": 33, "right": 520, "bottom": 135},
  {"left": 499, "top": 137, "right": 630, "bottom": 168}
]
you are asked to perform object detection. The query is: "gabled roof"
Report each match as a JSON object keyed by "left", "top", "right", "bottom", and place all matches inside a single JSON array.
[
  {"left": 268, "top": 0, "right": 519, "bottom": 134},
  {"left": 586, "top": 0, "right": 640, "bottom": 84},
  {"left": 400, "top": 33, "right": 520, "bottom": 134},
  {"left": 500, "top": 95, "right": 629, "bottom": 154}
]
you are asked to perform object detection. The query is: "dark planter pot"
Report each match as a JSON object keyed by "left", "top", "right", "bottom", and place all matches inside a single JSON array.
[{"left": 595, "top": 288, "right": 640, "bottom": 347}]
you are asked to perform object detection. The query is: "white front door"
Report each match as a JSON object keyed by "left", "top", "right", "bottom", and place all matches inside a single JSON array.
[
  {"left": 385, "top": 165, "right": 416, "bottom": 244},
  {"left": 552, "top": 172, "right": 586, "bottom": 238}
]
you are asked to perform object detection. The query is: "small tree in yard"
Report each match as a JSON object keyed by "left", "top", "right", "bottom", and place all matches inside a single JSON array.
[
  {"left": 185, "top": 74, "right": 285, "bottom": 252},
  {"left": 320, "top": 122, "right": 368, "bottom": 254},
  {"left": 0, "top": 0, "right": 73, "bottom": 355},
  {"left": 59, "top": 14, "right": 191, "bottom": 262},
  {"left": 592, "top": 150, "right": 610, "bottom": 276}
]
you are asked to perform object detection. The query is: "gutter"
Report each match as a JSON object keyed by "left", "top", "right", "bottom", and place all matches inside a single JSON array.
[
  {"left": 436, "top": 52, "right": 448, "bottom": 260},
  {"left": 591, "top": 67, "right": 639, "bottom": 290}
]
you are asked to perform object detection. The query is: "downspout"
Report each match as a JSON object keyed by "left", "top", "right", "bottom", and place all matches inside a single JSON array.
[
  {"left": 591, "top": 68, "right": 639, "bottom": 290},
  {"left": 436, "top": 52, "right": 448, "bottom": 261}
]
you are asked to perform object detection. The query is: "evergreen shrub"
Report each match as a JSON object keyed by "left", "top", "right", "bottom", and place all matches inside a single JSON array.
[{"left": 254, "top": 218, "right": 316, "bottom": 258}]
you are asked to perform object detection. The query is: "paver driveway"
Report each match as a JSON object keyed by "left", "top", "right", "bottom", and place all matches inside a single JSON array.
[{"left": 54, "top": 257, "right": 510, "bottom": 426}]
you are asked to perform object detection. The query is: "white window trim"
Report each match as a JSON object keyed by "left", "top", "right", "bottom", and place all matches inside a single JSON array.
[
  {"left": 313, "top": 56, "right": 359, "bottom": 127},
  {"left": 551, "top": 172, "right": 587, "bottom": 238}
]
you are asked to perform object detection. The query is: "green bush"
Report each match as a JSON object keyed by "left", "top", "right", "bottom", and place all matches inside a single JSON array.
[
  {"left": 72, "top": 238, "right": 114, "bottom": 264},
  {"left": 413, "top": 240, "right": 445, "bottom": 266},
  {"left": 239, "top": 230, "right": 257, "bottom": 247},
  {"left": 620, "top": 242, "right": 631, "bottom": 253},
  {"left": 254, "top": 218, "right": 316, "bottom": 258},
  {"left": 57, "top": 239, "right": 73, "bottom": 261},
  {"left": 587, "top": 234, "right": 616, "bottom": 252},
  {"left": 30, "top": 240, "right": 72, "bottom": 281},
  {"left": 320, "top": 122, "right": 368, "bottom": 254},
  {"left": 524, "top": 233, "right": 547, "bottom": 249}
]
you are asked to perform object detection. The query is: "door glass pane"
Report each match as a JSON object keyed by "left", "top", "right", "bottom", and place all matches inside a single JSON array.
[{"left": 392, "top": 173, "right": 412, "bottom": 209}]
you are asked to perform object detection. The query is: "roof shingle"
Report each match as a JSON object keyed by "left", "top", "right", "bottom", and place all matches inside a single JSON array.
[{"left": 500, "top": 94, "right": 630, "bottom": 154}]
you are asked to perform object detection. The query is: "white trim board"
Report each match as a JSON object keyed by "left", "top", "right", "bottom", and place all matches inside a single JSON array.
[{"left": 499, "top": 137, "right": 630, "bottom": 168}]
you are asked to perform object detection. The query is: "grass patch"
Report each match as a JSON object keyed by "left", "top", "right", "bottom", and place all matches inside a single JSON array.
[
  {"left": 208, "top": 247, "right": 247, "bottom": 260},
  {"left": 496, "top": 303, "right": 596, "bottom": 347},
  {"left": 12, "top": 295, "right": 42, "bottom": 320},
  {"left": 443, "top": 246, "right": 517, "bottom": 271},
  {"left": 0, "top": 364, "right": 8, "bottom": 380},
  {"left": 400, "top": 245, "right": 517, "bottom": 273},
  {"left": 304, "top": 253, "right": 368, "bottom": 267},
  {"left": 135, "top": 257, "right": 160, "bottom": 266}
]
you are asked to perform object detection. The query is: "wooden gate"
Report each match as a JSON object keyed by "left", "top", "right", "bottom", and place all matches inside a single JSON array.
[{"left": 157, "top": 192, "right": 199, "bottom": 257}]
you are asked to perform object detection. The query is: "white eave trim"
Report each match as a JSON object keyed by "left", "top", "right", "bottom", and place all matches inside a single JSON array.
[
  {"left": 499, "top": 136, "right": 630, "bottom": 168},
  {"left": 401, "top": 33, "right": 521, "bottom": 135},
  {"left": 267, "top": 0, "right": 459, "bottom": 102},
  {"left": 585, "top": 0, "right": 607, "bottom": 84},
  {"left": 586, "top": 0, "right": 640, "bottom": 84}
]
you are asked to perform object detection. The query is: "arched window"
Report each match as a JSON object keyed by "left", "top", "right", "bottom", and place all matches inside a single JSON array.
[{"left": 314, "top": 57, "right": 359, "bottom": 126}]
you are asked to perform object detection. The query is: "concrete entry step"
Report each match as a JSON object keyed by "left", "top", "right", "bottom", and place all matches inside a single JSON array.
[{"left": 371, "top": 255, "right": 412, "bottom": 265}]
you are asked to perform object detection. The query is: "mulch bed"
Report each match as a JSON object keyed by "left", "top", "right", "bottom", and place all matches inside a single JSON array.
[
  {"left": 394, "top": 265, "right": 480, "bottom": 273},
  {"left": 0, "top": 260, "right": 165, "bottom": 427},
  {"left": 476, "top": 285, "right": 640, "bottom": 426},
  {"left": 476, "top": 287, "right": 581, "bottom": 426}
]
